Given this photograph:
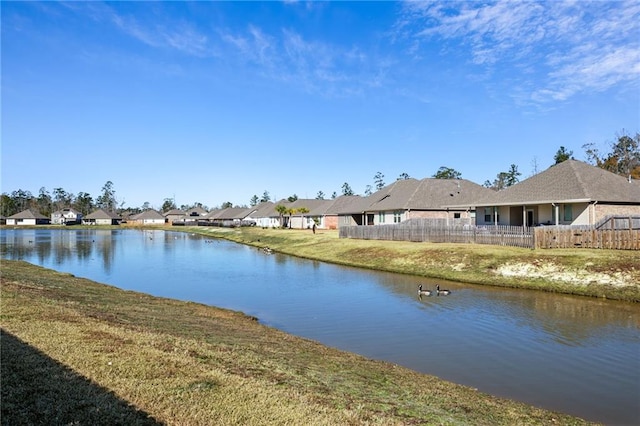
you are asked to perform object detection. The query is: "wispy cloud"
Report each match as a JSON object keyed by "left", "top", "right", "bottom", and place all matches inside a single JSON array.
[{"left": 398, "top": 0, "right": 640, "bottom": 105}]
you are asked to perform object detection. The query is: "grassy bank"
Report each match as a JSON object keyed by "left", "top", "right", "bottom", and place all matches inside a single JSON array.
[
  {"left": 1, "top": 260, "right": 594, "bottom": 425},
  {"left": 180, "top": 226, "right": 640, "bottom": 302}
]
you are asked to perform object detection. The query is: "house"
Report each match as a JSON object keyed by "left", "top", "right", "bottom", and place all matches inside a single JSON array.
[
  {"left": 185, "top": 206, "right": 208, "bottom": 217},
  {"left": 468, "top": 160, "right": 640, "bottom": 227},
  {"left": 342, "top": 178, "right": 493, "bottom": 226},
  {"left": 324, "top": 195, "right": 370, "bottom": 228},
  {"left": 6, "top": 209, "right": 50, "bottom": 225},
  {"left": 51, "top": 208, "right": 83, "bottom": 225},
  {"left": 83, "top": 209, "right": 121, "bottom": 225},
  {"left": 207, "top": 207, "right": 255, "bottom": 226},
  {"left": 129, "top": 210, "right": 165, "bottom": 225},
  {"left": 164, "top": 209, "right": 187, "bottom": 224},
  {"left": 285, "top": 199, "right": 335, "bottom": 229},
  {"left": 246, "top": 202, "right": 278, "bottom": 228}
]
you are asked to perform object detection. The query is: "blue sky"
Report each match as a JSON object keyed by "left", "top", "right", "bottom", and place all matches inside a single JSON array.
[{"left": 2, "top": 1, "right": 639, "bottom": 209}]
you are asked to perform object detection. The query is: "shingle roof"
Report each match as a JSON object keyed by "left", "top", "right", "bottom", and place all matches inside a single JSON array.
[
  {"left": 85, "top": 209, "right": 121, "bottom": 220},
  {"left": 8, "top": 208, "right": 48, "bottom": 219},
  {"left": 164, "top": 209, "right": 186, "bottom": 217},
  {"left": 472, "top": 160, "right": 640, "bottom": 206},
  {"left": 210, "top": 207, "right": 255, "bottom": 220},
  {"left": 364, "top": 178, "right": 493, "bottom": 212},
  {"left": 325, "top": 195, "right": 370, "bottom": 214},
  {"left": 132, "top": 210, "right": 164, "bottom": 220}
]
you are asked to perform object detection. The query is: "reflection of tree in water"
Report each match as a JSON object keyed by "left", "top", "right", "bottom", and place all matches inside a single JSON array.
[
  {"left": 474, "top": 291, "right": 638, "bottom": 347},
  {"left": 95, "top": 230, "right": 116, "bottom": 274}
]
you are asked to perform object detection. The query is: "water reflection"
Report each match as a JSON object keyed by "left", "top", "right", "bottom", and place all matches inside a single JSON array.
[{"left": 1, "top": 228, "right": 638, "bottom": 425}]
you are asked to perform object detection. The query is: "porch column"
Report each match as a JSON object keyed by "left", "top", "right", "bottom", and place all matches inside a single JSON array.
[
  {"left": 494, "top": 207, "right": 498, "bottom": 226},
  {"left": 522, "top": 206, "right": 526, "bottom": 228},
  {"left": 553, "top": 203, "right": 559, "bottom": 225}
]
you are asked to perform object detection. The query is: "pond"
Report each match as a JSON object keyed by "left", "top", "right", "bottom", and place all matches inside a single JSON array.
[{"left": 1, "top": 228, "right": 639, "bottom": 425}]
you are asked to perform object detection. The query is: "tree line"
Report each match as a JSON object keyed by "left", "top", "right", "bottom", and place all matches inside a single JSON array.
[{"left": 2, "top": 131, "right": 638, "bottom": 218}]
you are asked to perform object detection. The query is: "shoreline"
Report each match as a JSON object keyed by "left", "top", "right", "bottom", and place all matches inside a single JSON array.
[
  {"left": 1, "top": 259, "right": 597, "bottom": 425},
  {"left": 178, "top": 226, "right": 640, "bottom": 303}
]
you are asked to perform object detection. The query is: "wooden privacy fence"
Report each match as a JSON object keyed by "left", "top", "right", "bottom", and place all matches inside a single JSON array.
[
  {"left": 534, "top": 226, "right": 640, "bottom": 250},
  {"left": 339, "top": 223, "right": 534, "bottom": 248},
  {"left": 339, "top": 219, "right": 640, "bottom": 250}
]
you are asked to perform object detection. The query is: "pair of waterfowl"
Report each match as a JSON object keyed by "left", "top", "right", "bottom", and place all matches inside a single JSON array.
[{"left": 418, "top": 284, "right": 451, "bottom": 296}]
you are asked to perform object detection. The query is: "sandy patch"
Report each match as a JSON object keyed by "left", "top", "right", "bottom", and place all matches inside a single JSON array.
[{"left": 496, "top": 262, "right": 633, "bottom": 287}]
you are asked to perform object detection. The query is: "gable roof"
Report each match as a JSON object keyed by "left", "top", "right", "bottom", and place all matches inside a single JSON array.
[
  {"left": 210, "top": 207, "right": 255, "bottom": 220},
  {"left": 472, "top": 159, "right": 640, "bottom": 206},
  {"left": 365, "top": 178, "right": 493, "bottom": 212},
  {"left": 185, "top": 206, "right": 208, "bottom": 216},
  {"left": 164, "top": 209, "right": 186, "bottom": 217},
  {"left": 8, "top": 208, "right": 48, "bottom": 219},
  {"left": 85, "top": 208, "right": 121, "bottom": 220},
  {"left": 132, "top": 210, "right": 164, "bottom": 220},
  {"left": 325, "top": 195, "right": 371, "bottom": 214}
]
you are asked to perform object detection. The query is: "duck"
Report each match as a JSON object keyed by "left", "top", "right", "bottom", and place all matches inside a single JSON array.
[
  {"left": 418, "top": 284, "right": 432, "bottom": 296},
  {"left": 436, "top": 285, "right": 451, "bottom": 295}
]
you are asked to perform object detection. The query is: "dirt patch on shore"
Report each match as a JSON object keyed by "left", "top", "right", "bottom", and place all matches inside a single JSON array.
[{"left": 495, "top": 262, "right": 634, "bottom": 287}]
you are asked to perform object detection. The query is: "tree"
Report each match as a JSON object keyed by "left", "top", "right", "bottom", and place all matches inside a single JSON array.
[
  {"left": 250, "top": 195, "right": 259, "bottom": 207},
  {"left": 260, "top": 190, "right": 271, "bottom": 203},
  {"left": 37, "top": 187, "right": 52, "bottom": 216},
  {"left": 96, "top": 181, "right": 117, "bottom": 212},
  {"left": 74, "top": 192, "right": 94, "bottom": 215},
  {"left": 0, "top": 193, "right": 16, "bottom": 217},
  {"left": 341, "top": 182, "right": 354, "bottom": 196},
  {"left": 364, "top": 185, "right": 372, "bottom": 196},
  {"left": 611, "top": 131, "right": 640, "bottom": 179},
  {"left": 484, "top": 164, "right": 521, "bottom": 190},
  {"left": 505, "top": 164, "right": 521, "bottom": 187},
  {"left": 583, "top": 131, "right": 640, "bottom": 179},
  {"left": 162, "top": 198, "right": 176, "bottom": 212},
  {"left": 275, "top": 204, "right": 288, "bottom": 228},
  {"left": 295, "top": 207, "right": 310, "bottom": 229},
  {"left": 331, "top": 192, "right": 337, "bottom": 199},
  {"left": 433, "top": 166, "right": 462, "bottom": 179},
  {"left": 221, "top": 201, "right": 233, "bottom": 209},
  {"left": 553, "top": 146, "right": 573, "bottom": 164},
  {"left": 287, "top": 194, "right": 298, "bottom": 202},
  {"left": 397, "top": 172, "right": 410, "bottom": 180},
  {"left": 374, "top": 171, "right": 385, "bottom": 190},
  {"left": 52, "top": 187, "right": 72, "bottom": 211},
  {"left": 316, "top": 191, "right": 325, "bottom": 200},
  {"left": 10, "top": 189, "right": 33, "bottom": 212}
]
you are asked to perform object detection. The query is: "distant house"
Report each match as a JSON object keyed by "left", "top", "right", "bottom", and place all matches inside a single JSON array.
[
  {"left": 164, "top": 209, "right": 187, "bottom": 224},
  {"left": 208, "top": 207, "right": 255, "bottom": 226},
  {"left": 285, "top": 199, "right": 335, "bottom": 229},
  {"left": 335, "top": 178, "right": 492, "bottom": 227},
  {"left": 83, "top": 209, "right": 121, "bottom": 225},
  {"left": 324, "top": 195, "right": 370, "bottom": 228},
  {"left": 51, "top": 208, "right": 83, "bottom": 225},
  {"left": 129, "top": 210, "right": 165, "bottom": 225},
  {"left": 6, "top": 209, "right": 50, "bottom": 225},
  {"left": 246, "top": 202, "right": 277, "bottom": 228},
  {"left": 185, "top": 206, "right": 208, "bottom": 218},
  {"left": 468, "top": 160, "right": 640, "bottom": 227}
]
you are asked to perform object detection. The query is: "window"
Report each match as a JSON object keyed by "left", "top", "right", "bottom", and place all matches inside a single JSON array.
[
  {"left": 454, "top": 212, "right": 461, "bottom": 219},
  {"left": 484, "top": 207, "right": 493, "bottom": 223},
  {"left": 563, "top": 204, "right": 573, "bottom": 222},
  {"left": 393, "top": 211, "right": 402, "bottom": 223},
  {"left": 378, "top": 212, "right": 385, "bottom": 224}
]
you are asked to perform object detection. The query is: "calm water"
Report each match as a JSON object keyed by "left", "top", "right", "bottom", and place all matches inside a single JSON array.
[{"left": 2, "top": 228, "right": 639, "bottom": 425}]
